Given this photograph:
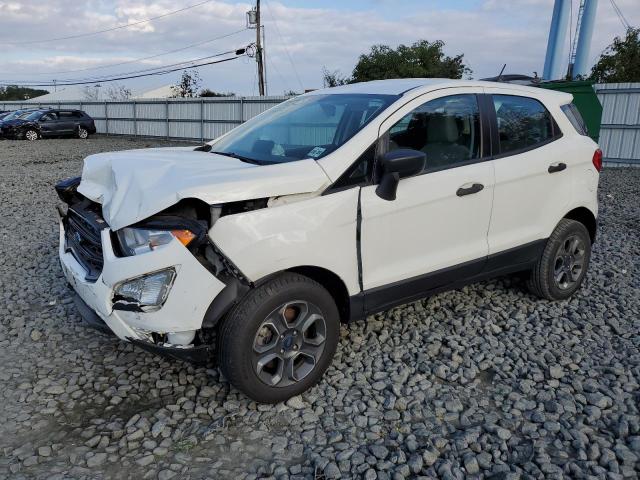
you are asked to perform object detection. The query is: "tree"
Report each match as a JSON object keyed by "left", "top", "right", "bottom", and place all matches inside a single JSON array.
[
  {"left": 199, "top": 88, "right": 234, "bottom": 97},
  {"left": 106, "top": 84, "right": 132, "bottom": 100},
  {"left": 82, "top": 85, "right": 102, "bottom": 100},
  {"left": 351, "top": 40, "right": 471, "bottom": 82},
  {"left": 322, "top": 68, "right": 350, "bottom": 88},
  {"left": 0, "top": 85, "right": 49, "bottom": 100},
  {"left": 591, "top": 28, "right": 640, "bottom": 83},
  {"left": 171, "top": 70, "right": 202, "bottom": 98}
]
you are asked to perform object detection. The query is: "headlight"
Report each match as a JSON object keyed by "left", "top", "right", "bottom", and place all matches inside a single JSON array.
[
  {"left": 113, "top": 268, "right": 176, "bottom": 311},
  {"left": 117, "top": 228, "right": 196, "bottom": 256}
]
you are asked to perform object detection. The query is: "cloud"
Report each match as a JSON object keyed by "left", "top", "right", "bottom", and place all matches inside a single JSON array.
[{"left": 0, "top": 0, "right": 638, "bottom": 95}]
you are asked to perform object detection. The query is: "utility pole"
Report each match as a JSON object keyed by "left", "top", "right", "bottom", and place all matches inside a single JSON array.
[{"left": 255, "top": 0, "right": 266, "bottom": 96}]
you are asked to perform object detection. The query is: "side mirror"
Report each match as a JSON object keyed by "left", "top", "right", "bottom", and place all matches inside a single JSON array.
[{"left": 375, "top": 149, "right": 426, "bottom": 201}]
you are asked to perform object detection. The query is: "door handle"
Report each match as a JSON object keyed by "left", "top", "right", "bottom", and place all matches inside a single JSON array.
[
  {"left": 456, "top": 183, "right": 484, "bottom": 197},
  {"left": 548, "top": 162, "right": 567, "bottom": 173}
]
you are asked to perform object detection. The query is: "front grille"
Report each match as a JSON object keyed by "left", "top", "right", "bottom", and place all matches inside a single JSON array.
[{"left": 64, "top": 203, "right": 106, "bottom": 282}]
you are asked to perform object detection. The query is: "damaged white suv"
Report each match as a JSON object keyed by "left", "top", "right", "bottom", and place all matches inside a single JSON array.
[{"left": 57, "top": 79, "right": 601, "bottom": 403}]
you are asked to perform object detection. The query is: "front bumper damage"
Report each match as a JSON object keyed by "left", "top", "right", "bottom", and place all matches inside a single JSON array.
[{"left": 59, "top": 218, "right": 226, "bottom": 363}]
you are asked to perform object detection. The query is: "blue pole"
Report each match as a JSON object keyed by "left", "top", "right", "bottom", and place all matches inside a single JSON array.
[
  {"left": 573, "top": 0, "right": 599, "bottom": 78},
  {"left": 543, "top": 0, "right": 571, "bottom": 80}
]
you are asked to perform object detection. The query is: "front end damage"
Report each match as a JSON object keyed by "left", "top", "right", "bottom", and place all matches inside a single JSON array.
[{"left": 56, "top": 177, "right": 259, "bottom": 364}]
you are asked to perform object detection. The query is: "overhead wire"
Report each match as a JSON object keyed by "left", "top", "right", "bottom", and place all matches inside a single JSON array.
[
  {"left": 4, "top": 0, "right": 216, "bottom": 45},
  {"left": 264, "top": 0, "right": 304, "bottom": 91},
  {"left": 609, "top": 0, "right": 631, "bottom": 30},
  {"left": 4, "top": 28, "right": 250, "bottom": 77},
  {"left": 0, "top": 47, "right": 245, "bottom": 84},
  {"left": 0, "top": 50, "right": 249, "bottom": 87}
]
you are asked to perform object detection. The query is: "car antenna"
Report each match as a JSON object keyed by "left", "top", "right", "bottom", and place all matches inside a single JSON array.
[{"left": 497, "top": 64, "right": 507, "bottom": 82}]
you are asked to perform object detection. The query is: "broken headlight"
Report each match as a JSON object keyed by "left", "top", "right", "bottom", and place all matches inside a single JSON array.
[
  {"left": 117, "top": 228, "right": 196, "bottom": 256},
  {"left": 113, "top": 268, "right": 176, "bottom": 311}
]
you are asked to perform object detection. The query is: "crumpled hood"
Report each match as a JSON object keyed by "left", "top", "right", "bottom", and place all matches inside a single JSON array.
[{"left": 77, "top": 147, "right": 331, "bottom": 230}]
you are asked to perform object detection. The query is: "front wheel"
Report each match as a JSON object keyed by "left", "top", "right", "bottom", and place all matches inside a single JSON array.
[
  {"left": 218, "top": 272, "right": 339, "bottom": 403},
  {"left": 528, "top": 219, "right": 591, "bottom": 300},
  {"left": 24, "top": 129, "right": 38, "bottom": 141}
]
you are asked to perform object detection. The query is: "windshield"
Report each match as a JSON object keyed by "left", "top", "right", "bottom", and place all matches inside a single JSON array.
[
  {"left": 4, "top": 110, "right": 27, "bottom": 121},
  {"left": 211, "top": 94, "right": 398, "bottom": 165},
  {"left": 19, "top": 111, "right": 43, "bottom": 120}
]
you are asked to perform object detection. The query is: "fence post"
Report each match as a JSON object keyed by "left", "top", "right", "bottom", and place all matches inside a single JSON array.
[
  {"left": 239, "top": 97, "right": 244, "bottom": 123},
  {"left": 105, "top": 101, "right": 109, "bottom": 135},
  {"left": 166, "top": 100, "right": 170, "bottom": 139},
  {"left": 200, "top": 99, "right": 205, "bottom": 143},
  {"left": 133, "top": 100, "right": 137, "bottom": 137}
]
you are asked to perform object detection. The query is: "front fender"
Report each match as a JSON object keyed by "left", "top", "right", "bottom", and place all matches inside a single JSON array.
[{"left": 210, "top": 188, "right": 361, "bottom": 296}]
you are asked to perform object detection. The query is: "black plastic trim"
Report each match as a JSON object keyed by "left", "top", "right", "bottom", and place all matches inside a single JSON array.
[
  {"left": 127, "top": 338, "right": 211, "bottom": 364},
  {"left": 348, "top": 239, "right": 547, "bottom": 321},
  {"left": 71, "top": 292, "right": 114, "bottom": 336}
]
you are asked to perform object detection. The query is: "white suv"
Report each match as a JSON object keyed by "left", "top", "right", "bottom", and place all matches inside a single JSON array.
[{"left": 57, "top": 79, "right": 601, "bottom": 403}]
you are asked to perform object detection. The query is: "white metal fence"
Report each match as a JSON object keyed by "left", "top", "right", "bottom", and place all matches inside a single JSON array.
[
  {"left": 0, "top": 96, "right": 290, "bottom": 142},
  {"left": 2, "top": 85, "right": 639, "bottom": 165},
  {"left": 595, "top": 83, "right": 640, "bottom": 166}
]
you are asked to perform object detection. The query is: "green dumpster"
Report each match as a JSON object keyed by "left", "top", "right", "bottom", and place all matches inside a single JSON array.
[{"left": 538, "top": 80, "right": 603, "bottom": 143}]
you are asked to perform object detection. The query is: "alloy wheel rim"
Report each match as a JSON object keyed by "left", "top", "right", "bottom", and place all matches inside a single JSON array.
[
  {"left": 79, "top": 128, "right": 88, "bottom": 138},
  {"left": 553, "top": 235, "right": 586, "bottom": 290},
  {"left": 26, "top": 130, "right": 37, "bottom": 141},
  {"left": 252, "top": 300, "right": 327, "bottom": 387}
]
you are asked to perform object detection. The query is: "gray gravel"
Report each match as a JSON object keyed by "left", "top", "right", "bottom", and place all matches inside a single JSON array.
[{"left": 0, "top": 136, "right": 639, "bottom": 479}]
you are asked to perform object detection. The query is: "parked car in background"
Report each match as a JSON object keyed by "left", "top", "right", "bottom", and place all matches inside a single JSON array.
[
  {"left": 0, "top": 108, "right": 38, "bottom": 128},
  {"left": 56, "top": 79, "right": 600, "bottom": 402},
  {"left": 1, "top": 109, "right": 96, "bottom": 140}
]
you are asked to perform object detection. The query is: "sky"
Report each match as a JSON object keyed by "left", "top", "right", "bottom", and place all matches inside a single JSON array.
[{"left": 0, "top": 0, "right": 637, "bottom": 97}]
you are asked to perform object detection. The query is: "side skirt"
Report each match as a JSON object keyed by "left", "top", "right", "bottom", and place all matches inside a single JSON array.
[{"left": 348, "top": 239, "right": 546, "bottom": 322}]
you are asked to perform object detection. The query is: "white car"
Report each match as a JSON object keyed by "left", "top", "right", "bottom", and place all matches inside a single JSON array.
[{"left": 57, "top": 79, "right": 601, "bottom": 403}]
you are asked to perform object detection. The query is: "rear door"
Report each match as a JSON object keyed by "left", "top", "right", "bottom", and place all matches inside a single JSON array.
[
  {"left": 55, "top": 111, "right": 77, "bottom": 134},
  {"left": 359, "top": 88, "right": 495, "bottom": 311},
  {"left": 484, "top": 89, "right": 568, "bottom": 256}
]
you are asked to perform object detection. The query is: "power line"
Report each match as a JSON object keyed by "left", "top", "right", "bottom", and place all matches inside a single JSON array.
[
  {"left": 264, "top": 0, "right": 304, "bottom": 91},
  {"left": 0, "top": 50, "right": 249, "bottom": 87},
  {"left": 4, "top": 0, "right": 216, "bottom": 45},
  {"left": 3, "top": 28, "right": 250, "bottom": 77},
  {"left": 0, "top": 48, "right": 243, "bottom": 84},
  {"left": 609, "top": 0, "right": 631, "bottom": 30}
]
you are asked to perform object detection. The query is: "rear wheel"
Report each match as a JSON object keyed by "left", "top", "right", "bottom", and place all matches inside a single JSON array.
[
  {"left": 77, "top": 126, "right": 89, "bottom": 139},
  {"left": 528, "top": 219, "right": 591, "bottom": 300},
  {"left": 218, "top": 272, "right": 339, "bottom": 403},
  {"left": 24, "top": 129, "right": 38, "bottom": 141}
]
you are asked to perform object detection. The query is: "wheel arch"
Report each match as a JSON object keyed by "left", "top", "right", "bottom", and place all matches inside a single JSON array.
[
  {"left": 563, "top": 206, "right": 597, "bottom": 243},
  {"left": 283, "top": 266, "right": 351, "bottom": 323}
]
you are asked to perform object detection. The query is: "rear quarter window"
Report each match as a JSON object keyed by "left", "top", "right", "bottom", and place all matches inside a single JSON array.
[
  {"left": 561, "top": 103, "right": 588, "bottom": 136},
  {"left": 492, "top": 94, "right": 561, "bottom": 155}
]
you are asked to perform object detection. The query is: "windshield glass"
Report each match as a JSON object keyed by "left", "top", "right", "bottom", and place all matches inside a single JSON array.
[
  {"left": 211, "top": 94, "right": 398, "bottom": 164},
  {"left": 4, "top": 110, "right": 27, "bottom": 121},
  {"left": 19, "top": 111, "right": 43, "bottom": 120}
]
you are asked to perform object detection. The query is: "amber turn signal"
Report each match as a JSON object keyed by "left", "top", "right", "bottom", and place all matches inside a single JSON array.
[{"left": 171, "top": 229, "right": 196, "bottom": 246}]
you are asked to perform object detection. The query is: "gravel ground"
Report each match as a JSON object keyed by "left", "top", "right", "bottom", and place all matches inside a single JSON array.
[{"left": 0, "top": 136, "right": 638, "bottom": 480}]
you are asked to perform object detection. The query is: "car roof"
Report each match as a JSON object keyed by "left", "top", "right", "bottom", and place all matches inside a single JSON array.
[{"left": 306, "top": 78, "right": 572, "bottom": 103}]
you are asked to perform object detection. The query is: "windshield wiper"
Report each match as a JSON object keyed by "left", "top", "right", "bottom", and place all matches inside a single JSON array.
[{"left": 210, "top": 151, "right": 264, "bottom": 165}]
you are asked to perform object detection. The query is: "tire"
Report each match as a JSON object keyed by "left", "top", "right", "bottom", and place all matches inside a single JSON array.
[
  {"left": 527, "top": 219, "right": 591, "bottom": 301},
  {"left": 218, "top": 272, "right": 340, "bottom": 403},
  {"left": 24, "top": 129, "right": 38, "bottom": 141},
  {"left": 77, "top": 126, "right": 89, "bottom": 139}
]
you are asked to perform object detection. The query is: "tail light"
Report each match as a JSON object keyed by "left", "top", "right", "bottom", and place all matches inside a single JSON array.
[{"left": 592, "top": 148, "right": 603, "bottom": 172}]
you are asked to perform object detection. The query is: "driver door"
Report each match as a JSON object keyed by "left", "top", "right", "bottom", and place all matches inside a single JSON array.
[
  {"left": 360, "top": 88, "right": 495, "bottom": 312},
  {"left": 38, "top": 112, "right": 59, "bottom": 136}
]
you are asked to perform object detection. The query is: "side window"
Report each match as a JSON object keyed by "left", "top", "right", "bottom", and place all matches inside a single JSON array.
[
  {"left": 73, "top": 111, "right": 84, "bottom": 118},
  {"left": 388, "top": 94, "right": 481, "bottom": 170},
  {"left": 561, "top": 103, "right": 588, "bottom": 136},
  {"left": 40, "top": 113, "right": 58, "bottom": 122},
  {"left": 493, "top": 95, "right": 558, "bottom": 154},
  {"left": 58, "top": 111, "right": 74, "bottom": 118},
  {"left": 331, "top": 143, "right": 376, "bottom": 190}
]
